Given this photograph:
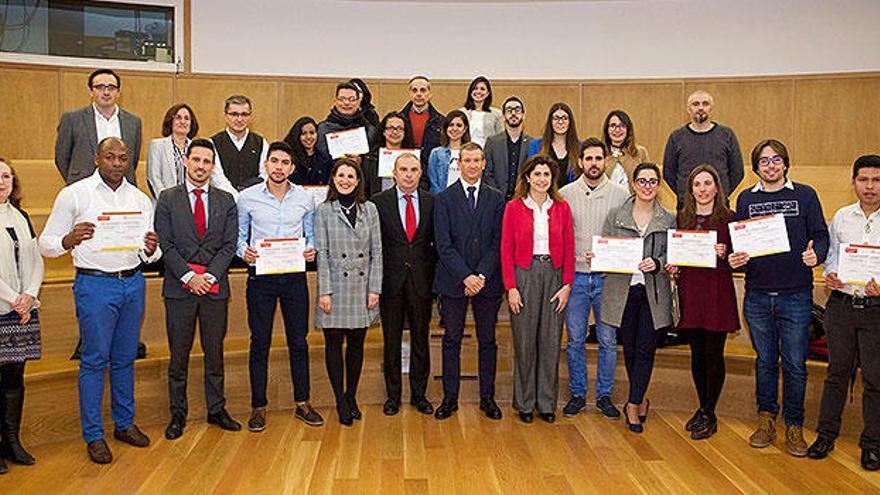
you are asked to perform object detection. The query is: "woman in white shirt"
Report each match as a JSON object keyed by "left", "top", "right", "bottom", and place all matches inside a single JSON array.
[
  {"left": 602, "top": 110, "right": 650, "bottom": 191},
  {"left": 459, "top": 76, "right": 503, "bottom": 148},
  {"left": 428, "top": 110, "right": 472, "bottom": 193}
]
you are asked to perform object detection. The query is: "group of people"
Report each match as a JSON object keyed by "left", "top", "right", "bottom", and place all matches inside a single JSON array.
[{"left": 0, "top": 68, "right": 877, "bottom": 475}]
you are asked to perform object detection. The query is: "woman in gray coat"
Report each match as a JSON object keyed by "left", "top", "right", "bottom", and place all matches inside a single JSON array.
[
  {"left": 314, "top": 158, "right": 383, "bottom": 425},
  {"left": 599, "top": 162, "right": 675, "bottom": 433}
]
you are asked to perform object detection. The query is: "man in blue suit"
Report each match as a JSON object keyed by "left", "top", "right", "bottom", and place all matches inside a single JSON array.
[{"left": 432, "top": 142, "right": 505, "bottom": 420}]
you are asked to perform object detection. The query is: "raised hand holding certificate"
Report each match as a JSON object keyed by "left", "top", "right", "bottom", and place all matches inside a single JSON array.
[
  {"left": 667, "top": 229, "right": 717, "bottom": 268},
  {"left": 378, "top": 148, "right": 421, "bottom": 178},
  {"left": 326, "top": 127, "right": 369, "bottom": 158},
  {"left": 837, "top": 243, "right": 880, "bottom": 285},
  {"left": 255, "top": 238, "right": 306, "bottom": 275},
  {"left": 591, "top": 235, "right": 643, "bottom": 274},
  {"left": 91, "top": 211, "right": 146, "bottom": 251},
  {"left": 728, "top": 214, "right": 790, "bottom": 257}
]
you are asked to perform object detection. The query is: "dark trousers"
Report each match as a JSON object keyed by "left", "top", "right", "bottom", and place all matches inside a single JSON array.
[
  {"left": 817, "top": 295, "right": 880, "bottom": 448},
  {"left": 0, "top": 363, "right": 25, "bottom": 389},
  {"left": 165, "top": 296, "right": 229, "bottom": 418},
  {"left": 380, "top": 275, "right": 432, "bottom": 403},
  {"left": 618, "top": 285, "right": 657, "bottom": 405},
  {"left": 440, "top": 293, "right": 501, "bottom": 400},
  {"left": 687, "top": 329, "right": 728, "bottom": 418},
  {"left": 323, "top": 328, "right": 367, "bottom": 403},
  {"left": 247, "top": 272, "right": 311, "bottom": 407}
]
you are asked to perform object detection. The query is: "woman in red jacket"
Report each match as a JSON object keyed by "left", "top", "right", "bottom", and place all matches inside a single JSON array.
[{"left": 501, "top": 154, "right": 575, "bottom": 424}]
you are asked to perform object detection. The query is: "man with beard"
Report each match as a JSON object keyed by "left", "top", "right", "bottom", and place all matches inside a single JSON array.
[
  {"left": 662, "top": 90, "right": 744, "bottom": 208},
  {"left": 559, "top": 138, "right": 629, "bottom": 419},
  {"left": 313, "top": 82, "right": 380, "bottom": 182},
  {"left": 483, "top": 96, "right": 534, "bottom": 201}
]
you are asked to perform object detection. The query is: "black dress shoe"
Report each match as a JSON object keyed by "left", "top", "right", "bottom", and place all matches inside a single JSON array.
[
  {"left": 383, "top": 398, "right": 401, "bottom": 416},
  {"left": 518, "top": 411, "right": 534, "bottom": 424},
  {"left": 539, "top": 412, "right": 556, "bottom": 424},
  {"left": 807, "top": 436, "right": 835, "bottom": 459},
  {"left": 411, "top": 396, "right": 434, "bottom": 415},
  {"left": 337, "top": 401, "right": 354, "bottom": 426},
  {"left": 434, "top": 398, "right": 458, "bottom": 420},
  {"left": 207, "top": 409, "right": 242, "bottom": 431},
  {"left": 165, "top": 416, "right": 185, "bottom": 440},
  {"left": 346, "top": 394, "right": 362, "bottom": 421},
  {"left": 479, "top": 397, "right": 503, "bottom": 420},
  {"left": 862, "top": 447, "right": 880, "bottom": 471}
]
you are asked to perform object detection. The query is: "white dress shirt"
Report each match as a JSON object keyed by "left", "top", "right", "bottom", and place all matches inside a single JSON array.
[
  {"left": 39, "top": 170, "right": 161, "bottom": 271},
  {"left": 93, "top": 104, "right": 121, "bottom": 142},
  {"left": 523, "top": 195, "right": 552, "bottom": 255},
  {"left": 824, "top": 202, "right": 880, "bottom": 296},
  {"left": 460, "top": 178, "right": 481, "bottom": 206}
]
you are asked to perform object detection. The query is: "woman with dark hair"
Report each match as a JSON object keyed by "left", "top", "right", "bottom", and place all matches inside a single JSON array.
[
  {"left": 428, "top": 110, "right": 471, "bottom": 193},
  {"left": 363, "top": 112, "right": 417, "bottom": 197},
  {"left": 528, "top": 103, "right": 581, "bottom": 189},
  {"left": 283, "top": 116, "right": 325, "bottom": 185},
  {"left": 501, "top": 155, "right": 575, "bottom": 424},
  {"left": 670, "top": 164, "right": 739, "bottom": 440},
  {"left": 314, "top": 158, "right": 383, "bottom": 426},
  {"left": 349, "top": 78, "right": 381, "bottom": 129},
  {"left": 459, "top": 76, "right": 503, "bottom": 148},
  {"left": 603, "top": 109, "right": 650, "bottom": 190},
  {"left": 0, "top": 159, "right": 43, "bottom": 474}
]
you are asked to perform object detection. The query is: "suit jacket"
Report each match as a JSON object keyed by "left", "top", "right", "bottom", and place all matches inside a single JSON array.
[
  {"left": 371, "top": 187, "right": 437, "bottom": 299},
  {"left": 55, "top": 105, "right": 142, "bottom": 185},
  {"left": 154, "top": 184, "right": 238, "bottom": 300},
  {"left": 432, "top": 181, "right": 504, "bottom": 298},
  {"left": 146, "top": 136, "right": 238, "bottom": 200},
  {"left": 483, "top": 131, "right": 534, "bottom": 197}
]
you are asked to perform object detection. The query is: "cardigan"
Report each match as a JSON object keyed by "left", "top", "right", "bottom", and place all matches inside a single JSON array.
[{"left": 500, "top": 197, "right": 575, "bottom": 290}]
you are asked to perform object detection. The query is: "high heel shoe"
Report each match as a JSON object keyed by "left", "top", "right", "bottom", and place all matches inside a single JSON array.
[
  {"left": 638, "top": 399, "right": 650, "bottom": 423},
  {"left": 623, "top": 402, "right": 643, "bottom": 433}
]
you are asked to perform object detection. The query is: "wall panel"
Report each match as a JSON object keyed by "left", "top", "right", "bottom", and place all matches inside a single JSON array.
[
  {"left": 0, "top": 68, "right": 60, "bottom": 159},
  {"left": 174, "top": 77, "right": 280, "bottom": 141}
]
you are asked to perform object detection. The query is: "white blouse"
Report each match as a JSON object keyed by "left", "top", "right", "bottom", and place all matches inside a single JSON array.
[{"left": 524, "top": 195, "right": 552, "bottom": 255}]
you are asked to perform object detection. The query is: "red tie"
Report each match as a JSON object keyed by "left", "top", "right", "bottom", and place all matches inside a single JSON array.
[
  {"left": 193, "top": 189, "right": 206, "bottom": 239},
  {"left": 404, "top": 194, "right": 416, "bottom": 243}
]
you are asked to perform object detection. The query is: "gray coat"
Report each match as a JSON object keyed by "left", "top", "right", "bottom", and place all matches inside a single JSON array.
[
  {"left": 54, "top": 105, "right": 142, "bottom": 185},
  {"left": 314, "top": 200, "right": 383, "bottom": 329},
  {"left": 599, "top": 197, "right": 676, "bottom": 330}
]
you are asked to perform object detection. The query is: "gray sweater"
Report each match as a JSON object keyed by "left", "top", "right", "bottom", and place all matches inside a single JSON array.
[
  {"left": 559, "top": 176, "right": 630, "bottom": 273},
  {"left": 662, "top": 123, "right": 744, "bottom": 205}
]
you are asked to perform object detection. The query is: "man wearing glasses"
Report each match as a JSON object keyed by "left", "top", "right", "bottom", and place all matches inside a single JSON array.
[
  {"left": 55, "top": 68, "right": 142, "bottom": 186},
  {"left": 210, "top": 95, "right": 269, "bottom": 191},
  {"left": 483, "top": 96, "right": 534, "bottom": 201}
]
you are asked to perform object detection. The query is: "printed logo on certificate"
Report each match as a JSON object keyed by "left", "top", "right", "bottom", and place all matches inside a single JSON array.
[
  {"left": 378, "top": 148, "right": 421, "bottom": 178},
  {"left": 591, "top": 235, "right": 643, "bottom": 274},
  {"left": 728, "top": 214, "right": 790, "bottom": 258},
  {"left": 92, "top": 211, "right": 145, "bottom": 251},
  {"left": 255, "top": 238, "right": 306, "bottom": 275},
  {"left": 667, "top": 229, "right": 717, "bottom": 268},
  {"left": 837, "top": 243, "right": 880, "bottom": 286}
]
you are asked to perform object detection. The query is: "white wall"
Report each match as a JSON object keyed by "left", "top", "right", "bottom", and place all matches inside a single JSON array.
[{"left": 192, "top": 0, "right": 880, "bottom": 79}]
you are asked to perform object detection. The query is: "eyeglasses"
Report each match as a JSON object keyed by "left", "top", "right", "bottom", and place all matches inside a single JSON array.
[
  {"left": 92, "top": 84, "right": 119, "bottom": 92},
  {"left": 336, "top": 96, "right": 359, "bottom": 103},
  {"left": 608, "top": 123, "right": 627, "bottom": 130},
  {"left": 226, "top": 111, "right": 251, "bottom": 118},
  {"left": 758, "top": 155, "right": 784, "bottom": 166},
  {"left": 635, "top": 178, "right": 660, "bottom": 188},
  {"left": 504, "top": 107, "right": 524, "bottom": 115},
  {"left": 552, "top": 115, "right": 570, "bottom": 123},
  {"left": 385, "top": 125, "right": 405, "bottom": 133}
]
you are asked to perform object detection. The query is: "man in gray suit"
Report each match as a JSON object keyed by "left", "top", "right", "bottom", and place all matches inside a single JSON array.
[
  {"left": 55, "top": 69, "right": 142, "bottom": 186},
  {"left": 153, "top": 138, "right": 241, "bottom": 440},
  {"left": 482, "top": 96, "right": 533, "bottom": 201}
]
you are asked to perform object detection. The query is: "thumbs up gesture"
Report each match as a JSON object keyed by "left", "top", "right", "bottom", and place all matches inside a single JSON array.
[{"left": 802, "top": 240, "right": 818, "bottom": 267}]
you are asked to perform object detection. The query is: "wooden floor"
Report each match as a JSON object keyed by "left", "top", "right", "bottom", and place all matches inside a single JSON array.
[{"left": 1, "top": 405, "right": 876, "bottom": 494}]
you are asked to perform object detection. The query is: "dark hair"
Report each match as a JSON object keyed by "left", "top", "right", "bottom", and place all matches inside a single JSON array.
[
  {"left": 513, "top": 154, "right": 563, "bottom": 202},
  {"left": 633, "top": 162, "right": 661, "bottom": 182},
  {"left": 459, "top": 142, "right": 484, "bottom": 158},
  {"left": 186, "top": 138, "right": 216, "bottom": 161},
  {"left": 853, "top": 154, "right": 880, "bottom": 178},
  {"left": 224, "top": 94, "right": 252, "bottom": 113},
  {"left": 579, "top": 137, "right": 607, "bottom": 159},
  {"left": 379, "top": 112, "right": 415, "bottom": 148},
  {"left": 283, "top": 116, "right": 318, "bottom": 167},
  {"left": 326, "top": 158, "right": 367, "bottom": 203},
  {"left": 0, "top": 158, "right": 21, "bottom": 208},
  {"left": 751, "top": 139, "right": 790, "bottom": 174},
  {"left": 408, "top": 75, "right": 431, "bottom": 86},
  {"left": 540, "top": 102, "right": 580, "bottom": 180},
  {"left": 602, "top": 110, "right": 637, "bottom": 157},
  {"left": 502, "top": 96, "right": 525, "bottom": 113},
  {"left": 678, "top": 164, "right": 732, "bottom": 230},
  {"left": 464, "top": 76, "right": 493, "bottom": 111},
  {"left": 336, "top": 81, "right": 361, "bottom": 97},
  {"left": 88, "top": 68, "right": 120, "bottom": 89},
  {"left": 161, "top": 103, "right": 199, "bottom": 138},
  {"left": 267, "top": 141, "right": 294, "bottom": 161},
  {"left": 440, "top": 110, "right": 472, "bottom": 147}
]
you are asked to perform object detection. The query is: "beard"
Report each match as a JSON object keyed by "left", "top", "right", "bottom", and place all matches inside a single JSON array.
[
  {"left": 585, "top": 167, "right": 604, "bottom": 180},
  {"left": 694, "top": 113, "right": 709, "bottom": 124}
]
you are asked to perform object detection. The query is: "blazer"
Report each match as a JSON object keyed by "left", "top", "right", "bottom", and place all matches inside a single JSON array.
[
  {"left": 371, "top": 187, "right": 437, "bottom": 299},
  {"left": 500, "top": 198, "right": 575, "bottom": 290},
  {"left": 55, "top": 105, "right": 142, "bottom": 185},
  {"left": 428, "top": 146, "right": 455, "bottom": 194},
  {"left": 432, "top": 181, "right": 505, "bottom": 298},
  {"left": 146, "top": 136, "right": 238, "bottom": 200},
  {"left": 459, "top": 107, "right": 504, "bottom": 146},
  {"left": 314, "top": 201, "right": 383, "bottom": 329},
  {"left": 483, "top": 131, "right": 534, "bottom": 196},
  {"left": 154, "top": 184, "right": 239, "bottom": 300}
]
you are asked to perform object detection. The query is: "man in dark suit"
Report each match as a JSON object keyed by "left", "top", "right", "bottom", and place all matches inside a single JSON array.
[
  {"left": 483, "top": 96, "right": 533, "bottom": 201},
  {"left": 432, "top": 142, "right": 505, "bottom": 421},
  {"left": 400, "top": 76, "right": 445, "bottom": 179},
  {"left": 55, "top": 68, "right": 142, "bottom": 185},
  {"left": 154, "top": 138, "right": 241, "bottom": 439},
  {"left": 371, "top": 153, "right": 437, "bottom": 416}
]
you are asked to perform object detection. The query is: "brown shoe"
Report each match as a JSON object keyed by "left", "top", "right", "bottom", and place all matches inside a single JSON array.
[
  {"left": 113, "top": 425, "right": 151, "bottom": 448},
  {"left": 785, "top": 425, "right": 809, "bottom": 457},
  {"left": 295, "top": 403, "right": 324, "bottom": 427},
  {"left": 87, "top": 439, "right": 113, "bottom": 464},
  {"left": 749, "top": 412, "right": 776, "bottom": 448},
  {"left": 248, "top": 407, "right": 267, "bottom": 432}
]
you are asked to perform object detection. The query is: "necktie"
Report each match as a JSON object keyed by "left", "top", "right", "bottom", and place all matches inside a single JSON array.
[
  {"left": 193, "top": 189, "right": 206, "bottom": 239},
  {"left": 467, "top": 186, "right": 477, "bottom": 214},
  {"left": 404, "top": 194, "right": 417, "bottom": 243}
]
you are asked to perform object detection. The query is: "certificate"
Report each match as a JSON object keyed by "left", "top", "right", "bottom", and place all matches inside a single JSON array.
[
  {"left": 728, "top": 214, "right": 790, "bottom": 257},
  {"left": 91, "top": 211, "right": 146, "bottom": 251},
  {"left": 303, "top": 185, "right": 328, "bottom": 205},
  {"left": 667, "top": 229, "right": 717, "bottom": 268},
  {"left": 326, "top": 127, "right": 369, "bottom": 158},
  {"left": 591, "top": 235, "right": 643, "bottom": 274},
  {"left": 255, "top": 238, "right": 306, "bottom": 275},
  {"left": 837, "top": 243, "right": 880, "bottom": 285},
  {"left": 378, "top": 148, "right": 421, "bottom": 178}
]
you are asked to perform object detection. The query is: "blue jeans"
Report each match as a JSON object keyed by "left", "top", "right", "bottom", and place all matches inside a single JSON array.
[
  {"left": 73, "top": 272, "right": 145, "bottom": 442},
  {"left": 743, "top": 289, "right": 812, "bottom": 426},
  {"left": 565, "top": 272, "right": 617, "bottom": 399}
]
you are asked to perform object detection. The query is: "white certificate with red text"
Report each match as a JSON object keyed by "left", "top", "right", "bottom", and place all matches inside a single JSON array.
[
  {"left": 255, "top": 238, "right": 306, "bottom": 275},
  {"left": 91, "top": 211, "right": 146, "bottom": 251},
  {"left": 378, "top": 148, "right": 421, "bottom": 178},
  {"left": 326, "top": 127, "right": 369, "bottom": 158},
  {"left": 591, "top": 236, "right": 643, "bottom": 274},
  {"left": 667, "top": 229, "right": 717, "bottom": 268},
  {"left": 837, "top": 243, "right": 880, "bottom": 285},
  {"left": 728, "top": 214, "right": 790, "bottom": 257}
]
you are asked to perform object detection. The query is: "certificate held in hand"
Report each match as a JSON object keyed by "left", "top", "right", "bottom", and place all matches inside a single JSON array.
[
  {"left": 91, "top": 211, "right": 146, "bottom": 251},
  {"left": 326, "top": 127, "right": 369, "bottom": 158},
  {"left": 378, "top": 148, "right": 421, "bottom": 178},
  {"left": 837, "top": 243, "right": 880, "bottom": 286},
  {"left": 728, "top": 214, "right": 790, "bottom": 258},
  {"left": 591, "top": 235, "right": 643, "bottom": 274},
  {"left": 255, "top": 238, "right": 306, "bottom": 275},
  {"left": 667, "top": 229, "right": 717, "bottom": 268}
]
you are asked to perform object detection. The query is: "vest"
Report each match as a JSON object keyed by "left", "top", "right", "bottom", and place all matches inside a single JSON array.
[{"left": 211, "top": 130, "right": 263, "bottom": 190}]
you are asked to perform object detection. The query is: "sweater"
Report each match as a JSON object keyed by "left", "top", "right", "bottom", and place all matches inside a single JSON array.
[
  {"left": 500, "top": 198, "right": 575, "bottom": 290},
  {"left": 662, "top": 123, "right": 744, "bottom": 205},
  {"left": 559, "top": 176, "right": 630, "bottom": 272}
]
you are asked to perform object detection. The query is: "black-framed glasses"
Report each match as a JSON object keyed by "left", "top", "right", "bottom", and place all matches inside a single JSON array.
[
  {"left": 226, "top": 111, "right": 252, "bottom": 118},
  {"left": 92, "top": 84, "right": 119, "bottom": 92},
  {"left": 758, "top": 155, "right": 784, "bottom": 166},
  {"left": 552, "top": 114, "right": 570, "bottom": 122},
  {"left": 635, "top": 178, "right": 660, "bottom": 188},
  {"left": 504, "top": 107, "right": 524, "bottom": 115}
]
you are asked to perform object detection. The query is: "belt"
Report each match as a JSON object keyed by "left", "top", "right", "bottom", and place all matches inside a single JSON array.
[
  {"left": 532, "top": 254, "right": 552, "bottom": 262},
  {"left": 831, "top": 290, "right": 880, "bottom": 309},
  {"left": 76, "top": 267, "right": 139, "bottom": 279}
]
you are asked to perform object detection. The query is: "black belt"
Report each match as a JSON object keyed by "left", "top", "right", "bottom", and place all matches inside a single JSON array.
[
  {"left": 533, "top": 254, "right": 552, "bottom": 262},
  {"left": 76, "top": 268, "right": 139, "bottom": 279},
  {"left": 831, "top": 290, "right": 880, "bottom": 309}
]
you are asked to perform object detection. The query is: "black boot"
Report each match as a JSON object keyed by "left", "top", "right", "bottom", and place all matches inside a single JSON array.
[
  {"left": 0, "top": 456, "right": 7, "bottom": 474},
  {"left": 1, "top": 387, "right": 35, "bottom": 465}
]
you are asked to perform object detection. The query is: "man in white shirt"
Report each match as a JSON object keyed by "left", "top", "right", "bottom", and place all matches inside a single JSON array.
[
  {"left": 210, "top": 95, "right": 269, "bottom": 191},
  {"left": 40, "top": 137, "right": 159, "bottom": 464},
  {"left": 807, "top": 155, "right": 880, "bottom": 471}
]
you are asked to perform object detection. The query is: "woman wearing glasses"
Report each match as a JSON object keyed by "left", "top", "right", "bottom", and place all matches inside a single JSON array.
[
  {"left": 363, "top": 112, "right": 417, "bottom": 197},
  {"left": 428, "top": 110, "right": 472, "bottom": 194},
  {"left": 528, "top": 103, "right": 581, "bottom": 189},
  {"left": 459, "top": 76, "right": 503, "bottom": 148},
  {"left": 599, "top": 162, "right": 675, "bottom": 433},
  {"left": 602, "top": 110, "right": 649, "bottom": 191}
]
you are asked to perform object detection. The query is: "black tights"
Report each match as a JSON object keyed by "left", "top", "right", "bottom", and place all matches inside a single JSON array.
[
  {"left": 323, "top": 328, "right": 367, "bottom": 403},
  {"left": 0, "top": 362, "right": 25, "bottom": 390},
  {"left": 688, "top": 329, "right": 727, "bottom": 418}
]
